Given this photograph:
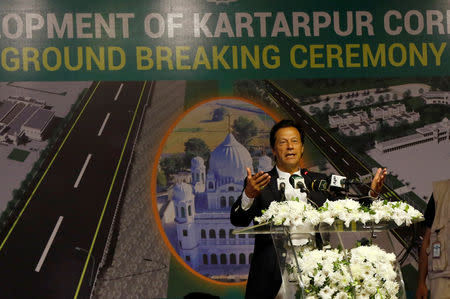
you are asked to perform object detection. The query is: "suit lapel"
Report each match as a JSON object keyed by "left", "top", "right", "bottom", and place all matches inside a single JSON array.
[{"left": 267, "top": 167, "right": 282, "bottom": 202}]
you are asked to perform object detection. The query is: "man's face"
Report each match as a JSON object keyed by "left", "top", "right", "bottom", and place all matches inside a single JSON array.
[{"left": 272, "top": 127, "right": 304, "bottom": 174}]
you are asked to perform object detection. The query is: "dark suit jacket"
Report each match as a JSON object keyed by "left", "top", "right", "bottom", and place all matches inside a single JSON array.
[{"left": 230, "top": 167, "right": 331, "bottom": 299}]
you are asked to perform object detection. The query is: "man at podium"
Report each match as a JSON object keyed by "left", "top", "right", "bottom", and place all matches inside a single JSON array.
[{"left": 230, "top": 119, "right": 387, "bottom": 299}]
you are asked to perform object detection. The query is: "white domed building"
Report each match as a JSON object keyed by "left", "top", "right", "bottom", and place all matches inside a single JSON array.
[
  {"left": 169, "top": 133, "right": 270, "bottom": 280},
  {"left": 206, "top": 133, "right": 253, "bottom": 209}
]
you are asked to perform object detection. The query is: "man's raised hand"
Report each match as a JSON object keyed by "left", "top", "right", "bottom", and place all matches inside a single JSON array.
[
  {"left": 370, "top": 168, "right": 387, "bottom": 197},
  {"left": 244, "top": 168, "right": 271, "bottom": 198}
]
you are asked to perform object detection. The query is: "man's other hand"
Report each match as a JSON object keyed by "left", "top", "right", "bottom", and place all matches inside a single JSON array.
[{"left": 370, "top": 168, "right": 387, "bottom": 197}]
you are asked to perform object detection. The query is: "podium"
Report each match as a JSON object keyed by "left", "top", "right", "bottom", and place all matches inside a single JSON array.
[{"left": 234, "top": 220, "right": 412, "bottom": 298}]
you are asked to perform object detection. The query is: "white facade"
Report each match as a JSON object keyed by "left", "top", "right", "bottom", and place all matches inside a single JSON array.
[
  {"left": 370, "top": 103, "right": 406, "bottom": 120},
  {"left": 339, "top": 120, "right": 379, "bottom": 136},
  {"left": 375, "top": 118, "right": 450, "bottom": 153},
  {"left": 422, "top": 91, "right": 450, "bottom": 105},
  {"left": 336, "top": 103, "right": 419, "bottom": 136},
  {"left": 329, "top": 110, "right": 368, "bottom": 128}
]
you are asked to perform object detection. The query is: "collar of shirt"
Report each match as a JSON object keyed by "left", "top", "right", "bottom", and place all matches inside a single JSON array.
[{"left": 276, "top": 166, "right": 301, "bottom": 180}]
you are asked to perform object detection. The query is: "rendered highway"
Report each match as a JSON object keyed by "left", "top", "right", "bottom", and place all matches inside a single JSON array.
[{"left": 0, "top": 81, "right": 153, "bottom": 298}]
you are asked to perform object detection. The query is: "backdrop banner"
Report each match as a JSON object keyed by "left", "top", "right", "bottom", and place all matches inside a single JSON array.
[{"left": 0, "top": 1, "right": 448, "bottom": 299}]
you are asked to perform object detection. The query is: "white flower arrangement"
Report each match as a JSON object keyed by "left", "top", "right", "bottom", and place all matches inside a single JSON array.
[
  {"left": 296, "top": 245, "right": 400, "bottom": 298},
  {"left": 254, "top": 198, "right": 423, "bottom": 229}
]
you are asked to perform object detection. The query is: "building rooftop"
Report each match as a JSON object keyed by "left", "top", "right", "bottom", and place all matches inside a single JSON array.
[
  {"left": 0, "top": 101, "right": 16, "bottom": 123},
  {"left": 23, "top": 109, "right": 54, "bottom": 131},
  {"left": 1, "top": 102, "right": 26, "bottom": 125},
  {"left": 417, "top": 118, "right": 450, "bottom": 133},
  {"left": 377, "top": 133, "right": 425, "bottom": 148},
  {"left": 7, "top": 96, "right": 45, "bottom": 107},
  {"left": 7, "top": 105, "right": 40, "bottom": 136}
]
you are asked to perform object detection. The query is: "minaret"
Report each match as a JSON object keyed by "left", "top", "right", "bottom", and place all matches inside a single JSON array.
[
  {"left": 172, "top": 183, "right": 198, "bottom": 267},
  {"left": 191, "top": 156, "right": 205, "bottom": 193}
]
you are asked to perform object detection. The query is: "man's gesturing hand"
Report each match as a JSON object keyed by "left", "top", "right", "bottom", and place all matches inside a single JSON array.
[
  {"left": 370, "top": 168, "right": 387, "bottom": 197},
  {"left": 244, "top": 168, "right": 271, "bottom": 198}
]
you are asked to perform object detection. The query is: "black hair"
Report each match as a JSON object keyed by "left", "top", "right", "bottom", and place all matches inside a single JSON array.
[{"left": 269, "top": 119, "right": 305, "bottom": 149}]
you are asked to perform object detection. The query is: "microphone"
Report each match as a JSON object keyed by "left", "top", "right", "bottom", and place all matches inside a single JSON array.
[
  {"left": 292, "top": 172, "right": 318, "bottom": 208},
  {"left": 329, "top": 174, "right": 348, "bottom": 190},
  {"left": 304, "top": 173, "right": 351, "bottom": 192},
  {"left": 301, "top": 170, "right": 373, "bottom": 203},
  {"left": 277, "top": 177, "right": 287, "bottom": 201},
  {"left": 289, "top": 174, "right": 309, "bottom": 195},
  {"left": 277, "top": 177, "right": 286, "bottom": 192}
]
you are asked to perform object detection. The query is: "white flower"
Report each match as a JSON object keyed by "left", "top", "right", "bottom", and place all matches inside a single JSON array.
[
  {"left": 329, "top": 270, "right": 346, "bottom": 287},
  {"left": 313, "top": 272, "right": 326, "bottom": 287},
  {"left": 356, "top": 291, "right": 371, "bottom": 299},
  {"left": 304, "top": 209, "right": 321, "bottom": 225},
  {"left": 338, "top": 270, "right": 353, "bottom": 289},
  {"left": 335, "top": 291, "right": 349, "bottom": 299},
  {"left": 384, "top": 280, "right": 400, "bottom": 296},
  {"left": 321, "top": 215, "right": 335, "bottom": 225},
  {"left": 318, "top": 286, "right": 334, "bottom": 299},
  {"left": 359, "top": 212, "right": 372, "bottom": 224},
  {"left": 256, "top": 198, "right": 421, "bottom": 297},
  {"left": 301, "top": 274, "right": 311, "bottom": 287},
  {"left": 255, "top": 198, "right": 422, "bottom": 230},
  {"left": 364, "top": 276, "right": 379, "bottom": 294},
  {"left": 295, "top": 244, "right": 400, "bottom": 297}
]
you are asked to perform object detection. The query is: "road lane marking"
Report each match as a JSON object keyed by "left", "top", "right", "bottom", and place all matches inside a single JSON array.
[
  {"left": 74, "top": 81, "right": 148, "bottom": 299},
  {"left": 114, "top": 83, "right": 123, "bottom": 101},
  {"left": 35, "top": 216, "right": 63, "bottom": 272},
  {"left": 97, "top": 113, "right": 111, "bottom": 136},
  {"left": 304, "top": 120, "right": 309, "bottom": 124},
  {"left": 311, "top": 127, "right": 316, "bottom": 132},
  {"left": 297, "top": 113, "right": 301, "bottom": 117},
  {"left": 320, "top": 136, "right": 326, "bottom": 142},
  {"left": 74, "top": 154, "right": 92, "bottom": 188},
  {"left": 342, "top": 158, "right": 350, "bottom": 166},
  {"left": 331, "top": 146, "right": 337, "bottom": 153},
  {"left": 0, "top": 82, "right": 100, "bottom": 251}
]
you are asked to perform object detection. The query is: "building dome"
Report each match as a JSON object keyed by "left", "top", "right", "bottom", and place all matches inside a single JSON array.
[
  {"left": 172, "top": 182, "right": 194, "bottom": 202},
  {"left": 208, "top": 133, "right": 253, "bottom": 183}
]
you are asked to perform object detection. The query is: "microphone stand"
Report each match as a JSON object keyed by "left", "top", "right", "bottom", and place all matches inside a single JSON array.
[
  {"left": 297, "top": 182, "right": 319, "bottom": 209},
  {"left": 279, "top": 182, "right": 286, "bottom": 202}
]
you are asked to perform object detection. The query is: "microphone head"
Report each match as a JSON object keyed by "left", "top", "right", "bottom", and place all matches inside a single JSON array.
[
  {"left": 330, "top": 174, "right": 347, "bottom": 189},
  {"left": 277, "top": 177, "right": 287, "bottom": 191},
  {"left": 311, "top": 179, "right": 328, "bottom": 191},
  {"left": 289, "top": 174, "right": 306, "bottom": 189}
]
